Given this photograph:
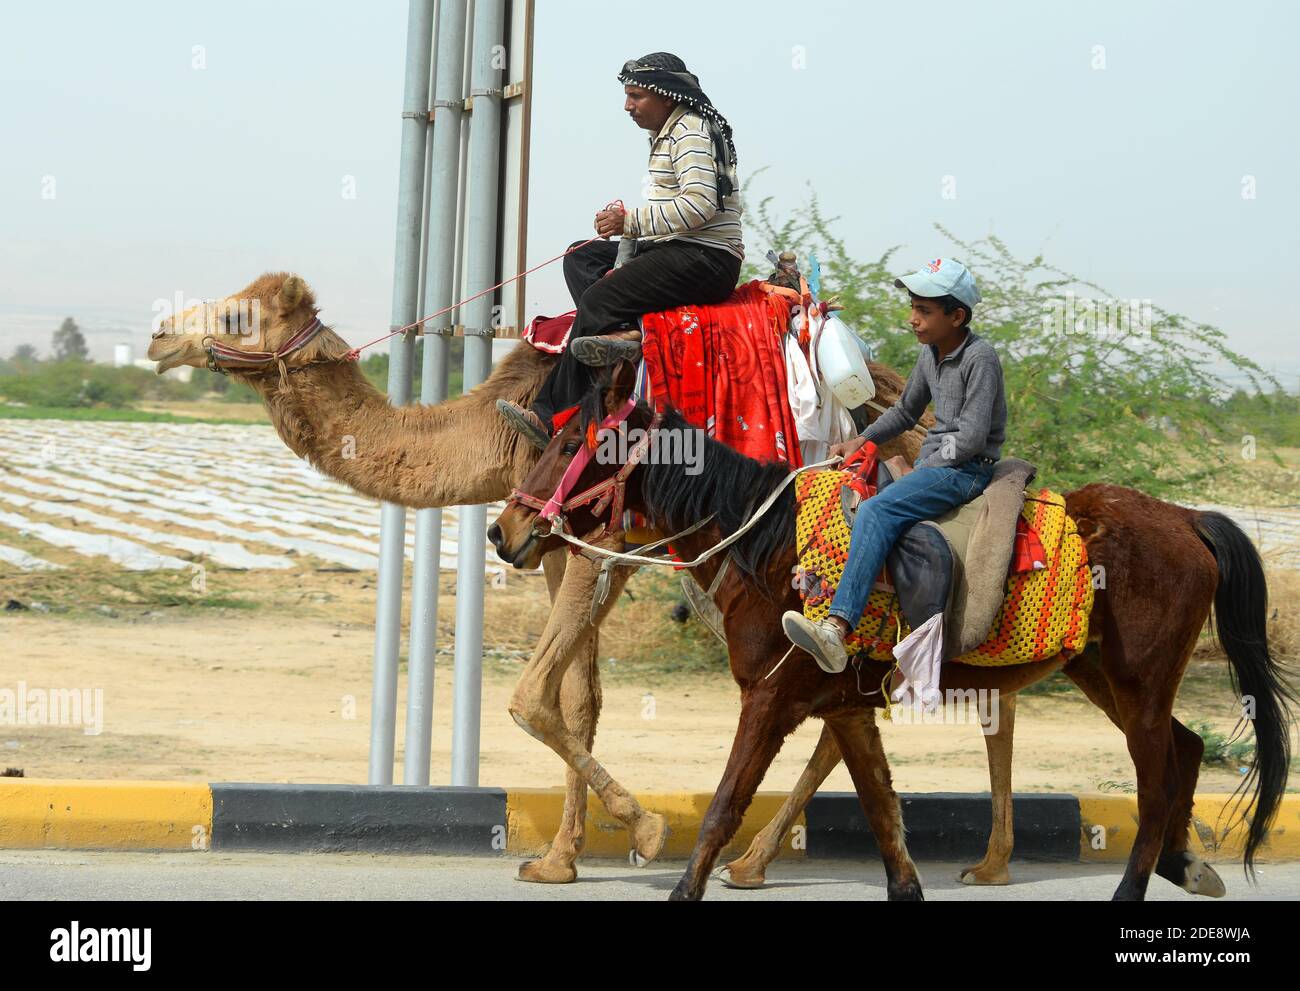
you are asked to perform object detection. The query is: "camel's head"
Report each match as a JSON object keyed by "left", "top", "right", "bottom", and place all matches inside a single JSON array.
[
  {"left": 148, "top": 272, "right": 344, "bottom": 375},
  {"left": 489, "top": 360, "right": 649, "bottom": 570}
]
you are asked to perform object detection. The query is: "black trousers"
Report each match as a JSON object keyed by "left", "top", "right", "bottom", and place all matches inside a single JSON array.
[{"left": 530, "top": 238, "right": 743, "bottom": 425}]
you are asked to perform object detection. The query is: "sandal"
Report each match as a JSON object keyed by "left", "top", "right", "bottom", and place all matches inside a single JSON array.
[
  {"left": 496, "top": 400, "right": 550, "bottom": 451},
  {"left": 570, "top": 335, "right": 643, "bottom": 368}
]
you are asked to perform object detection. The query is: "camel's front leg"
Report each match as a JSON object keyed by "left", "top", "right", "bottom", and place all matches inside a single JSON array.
[
  {"left": 959, "top": 691, "right": 1017, "bottom": 885},
  {"left": 509, "top": 550, "right": 668, "bottom": 867},
  {"left": 516, "top": 626, "right": 602, "bottom": 883},
  {"left": 717, "top": 722, "right": 843, "bottom": 888},
  {"left": 514, "top": 551, "right": 601, "bottom": 884}
]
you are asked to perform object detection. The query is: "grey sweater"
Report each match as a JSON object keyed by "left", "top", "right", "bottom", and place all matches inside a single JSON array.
[{"left": 861, "top": 331, "right": 1006, "bottom": 468}]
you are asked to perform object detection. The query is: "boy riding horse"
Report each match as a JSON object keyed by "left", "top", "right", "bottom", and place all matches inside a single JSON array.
[{"left": 783, "top": 258, "right": 1008, "bottom": 673}]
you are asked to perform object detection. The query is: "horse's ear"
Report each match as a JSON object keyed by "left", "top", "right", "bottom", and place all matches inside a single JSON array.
[{"left": 603, "top": 358, "right": 638, "bottom": 416}]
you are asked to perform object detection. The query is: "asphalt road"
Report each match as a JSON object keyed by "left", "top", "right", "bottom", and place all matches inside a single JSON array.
[{"left": 2, "top": 851, "right": 1298, "bottom": 901}]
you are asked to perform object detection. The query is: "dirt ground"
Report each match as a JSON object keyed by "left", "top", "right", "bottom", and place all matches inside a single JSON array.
[{"left": 2, "top": 563, "right": 1284, "bottom": 796}]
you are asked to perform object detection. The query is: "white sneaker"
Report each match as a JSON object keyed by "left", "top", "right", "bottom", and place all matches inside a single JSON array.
[{"left": 782, "top": 610, "right": 849, "bottom": 674}]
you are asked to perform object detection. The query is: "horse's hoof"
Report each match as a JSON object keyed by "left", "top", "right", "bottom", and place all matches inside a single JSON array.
[
  {"left": 1158, "top": 851, "right": 1226, "bottom": 898},
  {"left": 959, "top": 863, "right": 1011, "bottom": 886},
  {"left": 1184, "top": 860, "right": 1226, "bottom": 898},
  {"left": 516, "top": 858, "right": 578, "bottom": 884},
  {"left": 629, "top": 811, "right": 669, "bottom": 867},
  {"left": 887, "top": 879, "right": 925, "bottom": 901}
]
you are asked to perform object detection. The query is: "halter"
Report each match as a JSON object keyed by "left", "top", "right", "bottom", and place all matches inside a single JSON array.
[
  {"left": 202, "top": 313, "right": 327, "bottom": 383},
  {"left": 508, "top": 398, "right": 663, "bottom": 542}
]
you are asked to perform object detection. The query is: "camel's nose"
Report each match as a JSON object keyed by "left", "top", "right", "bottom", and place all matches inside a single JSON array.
[{"left": 487, "top": 523, "right": 503, "bottom": 550}]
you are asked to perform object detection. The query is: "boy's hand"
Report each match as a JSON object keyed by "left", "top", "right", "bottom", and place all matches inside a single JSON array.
[{"left": 829, "top": 436, "right": 866, "bottom": 461}]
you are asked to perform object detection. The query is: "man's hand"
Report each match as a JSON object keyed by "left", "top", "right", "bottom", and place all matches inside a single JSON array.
[
  {"left": 594, "top": 207, "right": 625, "bottom": 239},
  {"left": 829, "top": 436, "right": 867, "bottom": 462}
]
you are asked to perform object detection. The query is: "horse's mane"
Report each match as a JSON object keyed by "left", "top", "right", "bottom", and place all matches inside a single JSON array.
[{"left": 580, "top": 390, "right": 796, "bottom": 587}]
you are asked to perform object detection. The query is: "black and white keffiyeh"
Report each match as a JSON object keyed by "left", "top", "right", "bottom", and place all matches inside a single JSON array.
[{"left": 618, "top": 52, "right": 737, "bottom": 200}]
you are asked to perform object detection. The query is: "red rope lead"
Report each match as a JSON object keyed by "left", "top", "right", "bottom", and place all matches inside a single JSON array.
[{"left": 345, "top": 201, "right": 626, "bottom": 362}]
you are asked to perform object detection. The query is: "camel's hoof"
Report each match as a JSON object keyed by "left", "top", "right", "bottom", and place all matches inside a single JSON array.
[
  {"left": 714, "top": 861, "right": 767, "bottom": 890},
  {"left": 516, "top": 858, "right": 578, "bottom": 885},
  {"left": 958, "top": 863, "right": 1011, "bottom": 886},
  {"left": 629, "top": 811, "right": 669, "bottom": 867}
]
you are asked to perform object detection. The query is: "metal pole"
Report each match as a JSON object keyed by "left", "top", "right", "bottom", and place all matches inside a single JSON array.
[
  {"left": 450, "top": 0, "right": 505, "bottom": 787},
  {"left": 403, "top": 0, "right": 469, "bottom": 787},
  {"left": 370, "top": 0, "right": 435, "bottom": 786}
]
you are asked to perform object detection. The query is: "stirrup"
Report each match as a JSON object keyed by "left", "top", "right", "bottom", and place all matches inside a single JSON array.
[
  {"left": 496, "top": 400, "right": 550, "bottom": 451},
  {"left": 570, "top": 336, "right": 642, "bottom": 368}
]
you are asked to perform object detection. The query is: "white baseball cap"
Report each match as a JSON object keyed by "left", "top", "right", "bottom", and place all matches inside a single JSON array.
[{"left": 894, "top": 257, "right": 981, "bottom": 310}]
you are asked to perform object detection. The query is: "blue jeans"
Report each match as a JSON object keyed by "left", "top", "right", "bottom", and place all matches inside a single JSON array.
[{"left": 827, "top": 459, "right": 996, "bottom": 629}]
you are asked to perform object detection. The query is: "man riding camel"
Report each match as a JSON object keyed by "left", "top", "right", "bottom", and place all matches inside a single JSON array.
[{"left": 498, "top": 52, "right": 745, "bottom": 448}]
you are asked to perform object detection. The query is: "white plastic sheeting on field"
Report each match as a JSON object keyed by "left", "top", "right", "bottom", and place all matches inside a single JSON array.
[{"left": 0, "top": 419, "right": 516, "bottom": 576}]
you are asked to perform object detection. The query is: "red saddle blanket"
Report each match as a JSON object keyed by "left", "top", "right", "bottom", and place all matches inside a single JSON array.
[
  {"left": 639, "top": 281, "right": 803, "bottom": 468},
  {"left": 524, "top": 281, "right": 803, "bottom": 468}
]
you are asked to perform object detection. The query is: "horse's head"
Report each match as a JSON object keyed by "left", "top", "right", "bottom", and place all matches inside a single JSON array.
[{"left": 489, "top": 360, "right": 653, "bottom": 570}]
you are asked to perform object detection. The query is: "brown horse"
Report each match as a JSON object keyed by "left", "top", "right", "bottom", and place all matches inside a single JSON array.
[{"left": 490, "top": 360, "right": 1296, "bottom": 901}]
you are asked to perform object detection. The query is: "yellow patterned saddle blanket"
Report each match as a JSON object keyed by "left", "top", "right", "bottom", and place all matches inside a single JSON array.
[{"left": 793, "top": 470, "right": 1094, "bottom": 666}]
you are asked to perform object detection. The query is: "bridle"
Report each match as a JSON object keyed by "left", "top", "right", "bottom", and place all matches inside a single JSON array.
[
  {"left": 508, "top": 397, "right": 664, "bottom": 543},
  {"left": 201, "top": 313, "right": 328, "bottom": 385}
]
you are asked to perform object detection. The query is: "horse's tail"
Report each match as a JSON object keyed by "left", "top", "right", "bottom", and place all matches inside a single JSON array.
[{"left": 1193, "top": 511, "right": 1297, "bottom": 877}]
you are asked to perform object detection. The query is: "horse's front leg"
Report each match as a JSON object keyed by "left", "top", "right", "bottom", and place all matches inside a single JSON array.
[
  {"left": 671, "top": 684, "right": 808, "bottom": 901},
  {"left": 717, "top": 722, "right": 842, "bottom": 888}
]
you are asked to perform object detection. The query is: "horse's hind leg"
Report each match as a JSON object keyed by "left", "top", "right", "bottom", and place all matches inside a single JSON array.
[
  {"left": 827, "top": 710, "right": 923, "bottom": 900},
  {"left": 959, "top": 692, "right": 1016, "bottom": 886},
  {"left": 1101, "top": 623, "right": 1206, "bottom": 900},
  {"left": 1154, "top": 718, "right": 1225, "bottom": 896},
  {"left": 717, "top": 723, "right": 842, "bottom": 889},
  {"left": 1066, "top": 648, "right": 1224, "bottom": 897}
]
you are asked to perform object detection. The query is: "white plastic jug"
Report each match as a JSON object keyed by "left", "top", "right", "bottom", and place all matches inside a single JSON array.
[{"left": 814, "top": 313, "right": 876, "bottom": 408}]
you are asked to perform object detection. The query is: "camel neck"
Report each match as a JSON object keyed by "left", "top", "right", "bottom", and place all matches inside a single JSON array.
[{"left": 247, "top": 353, "right": 546, "bottom": 509}]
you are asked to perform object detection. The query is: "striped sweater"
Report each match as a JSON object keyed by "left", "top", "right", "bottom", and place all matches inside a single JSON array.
[{"left": 622, "top": 104, "right": 744, "bottom": 261}]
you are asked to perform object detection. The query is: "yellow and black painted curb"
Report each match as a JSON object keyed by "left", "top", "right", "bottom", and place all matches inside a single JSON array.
[{"left": 2, "top": 780, "right": 1297, "bottom": 862}]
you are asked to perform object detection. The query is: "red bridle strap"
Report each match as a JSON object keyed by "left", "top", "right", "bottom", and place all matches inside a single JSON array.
[{"left": 509, "top": 402, "right": 663, "bottom": 541}]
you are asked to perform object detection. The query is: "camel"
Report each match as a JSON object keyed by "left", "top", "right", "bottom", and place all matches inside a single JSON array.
[
  {"left": 493, "top": 361, "right": 1297, "bottom": 900},
  {"left": 150, "top": 271, "right": 1023, "bottom": 886}
]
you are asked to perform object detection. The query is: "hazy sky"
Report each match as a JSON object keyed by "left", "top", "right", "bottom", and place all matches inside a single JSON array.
[{"left": 2, "top": 0, "right": 1297, "bottom": 386}]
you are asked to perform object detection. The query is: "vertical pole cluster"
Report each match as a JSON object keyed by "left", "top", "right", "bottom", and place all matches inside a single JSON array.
[{"left": 376, "top": 0, "right": 524, "bottom": 788}]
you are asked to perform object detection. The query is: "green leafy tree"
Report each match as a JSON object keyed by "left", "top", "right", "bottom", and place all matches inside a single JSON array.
[
  {"left": 9, "top": 344, "right": 40, "bottom": 372},
  {"left": 743, "top": 189, "right": 1275, "bottom": 496},
  {"left": 52, "top": 318, "right": 89, "bottom": 362}
]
